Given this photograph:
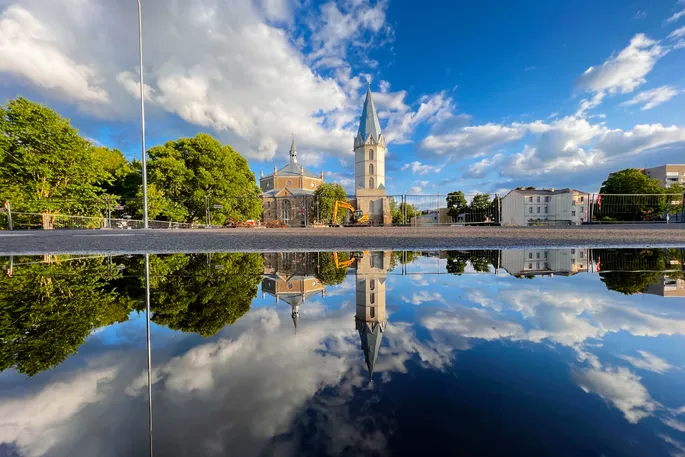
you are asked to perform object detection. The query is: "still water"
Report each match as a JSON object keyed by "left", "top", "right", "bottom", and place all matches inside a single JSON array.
[{"left": 2, "top": 248, "right": 685, "bottom": 457}]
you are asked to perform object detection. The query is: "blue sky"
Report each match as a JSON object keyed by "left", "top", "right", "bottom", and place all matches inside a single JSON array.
[{"left": 2, "top": 0, "right": 685, "bottom": 194}]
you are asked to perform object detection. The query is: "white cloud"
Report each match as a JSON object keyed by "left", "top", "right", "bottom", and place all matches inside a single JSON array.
[
  {"left": 575, "top": 366, "right": 658, "bottom": 423},
  {"left": 0, "top": 4, "right": 109, "bottom": 103},
  {"left": 465, "top": 153, "right": 504, "bottom": 178},
  {"left": 576, "top": 34, "right": 666, "bottom": 96},
  {"left": 665, "top": 8, "right": 685, "bottom": 23},
  {"left": 663, "top": 417, "right": 685, "bottom": 432},
  {"left": 594, "top": 123, "right": 685, "bottom": 159},
  {"left": 619, "top": 350, "right": 673, "bottom": 374},
  {"left": 402, "top": 291, "right": 447, "bottom": 306},
  {"left": 401, "top": 161, "right": 443, "bottom": 175},
  {"left": 620, "top": 85, "right": 680, "bottom": 110},
  {"left": 383, "top": 91, "right": 456, "bottom": 144},
  {"left": 668, "top": 25, "right": 685, "bottom": 39},
  {"left": 676, "top": 38, "right": 685, "bottom": 49},
  {"left": 407, "top": 180, "right": 431, "bottom": 194},
  {"left": 421, "top": 122, "right": 526, "bottom": 158}
]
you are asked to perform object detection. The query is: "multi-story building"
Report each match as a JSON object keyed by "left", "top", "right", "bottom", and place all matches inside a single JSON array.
[
  {"left": 501, "top": 188, "right": 590, "bottom": 226},
  {"left": 260, "top": 138, "right": 324, "bottom": 226},
  {"left": 501, "top": 248, "right": 589, "bottom": 277},
  {"left": 643, "top": 275, "right": 685, "bottom": 297},
  {"left": 642, "top": 164, "right": 685, "bottom": 188}
]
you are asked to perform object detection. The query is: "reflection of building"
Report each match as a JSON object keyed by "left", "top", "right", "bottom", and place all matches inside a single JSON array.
[
  {"left": 351, "top": 85, "right": 392, "bottom": 226},
  {"left": 642, "top": 164, "right": 685, "bottom": 188},
  {"left": 501, "top": 248, "right": 589, "bottom": 276},
  {"left": 354, "top": 251, "right": 391, "bottom": 376},
  {"left": 502, "top": 188, "right": 590, "bottom": 226},
  {"left": 644, "top": 275, "right": 685, "bottom": 297},
  {"left": 261, "top": 252, "right": 325, "bottom": 330},
  {"left": 260, "top": 137, "right": 324, "bottom": 226}
]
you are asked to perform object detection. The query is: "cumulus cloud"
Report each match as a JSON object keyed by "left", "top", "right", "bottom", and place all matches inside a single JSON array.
[
  {"left": 465, "top": 153, "right": 504, "bottom": 178},
  {"left": 576, "top": 33, "right": 666, "bottom": 96},
  {"left": 401, "top": 161, "right": 443, "bottom": 175},
  {"left": 620, "top": 85, "right": 680, "bottom": 110},
  {"left": 421, "top": 122, "right": 526, "bottom": 158},
  {"left": 668, "top": 25, "right": 685, "bottom": 39},
  {"left": 407, "top": 180, "right": 431, "bottom": 194},
  {"left": 402, "top": 291, "right": 447, "bottom": 306},
  {"left": 619, "top": 350, "right": 673, "bottom": 374}
]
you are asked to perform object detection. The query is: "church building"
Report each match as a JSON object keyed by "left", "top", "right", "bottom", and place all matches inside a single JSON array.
[{"left": 260, "top": 137, "right": 324, "bottom": 226}]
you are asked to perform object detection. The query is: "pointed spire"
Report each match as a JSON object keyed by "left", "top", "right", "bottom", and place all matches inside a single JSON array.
[
  {"left": 289, "top": 134, "right": 297, "bottom": 164},
  {"left": 358, "top": 83, "right": 382, "bottom": 143},
  {"left": 292, "top": 305, "right": 300, "bottom": 332},
  {"left": 358, "top": 323, "right": 384, "bottom": 378}
]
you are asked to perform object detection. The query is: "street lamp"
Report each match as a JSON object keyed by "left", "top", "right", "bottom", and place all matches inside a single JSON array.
[{"left": 138, "top": 0, "right": 149, "bottom": 228}]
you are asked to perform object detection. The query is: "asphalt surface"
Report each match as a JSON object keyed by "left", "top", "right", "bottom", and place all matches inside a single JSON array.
[{"left": 1, "top": 225, "right": 684, "bottom": 255}]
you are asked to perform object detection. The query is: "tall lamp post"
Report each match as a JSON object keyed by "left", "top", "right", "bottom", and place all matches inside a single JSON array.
[{"left": 138, "top": 0, "right": 149, "bottom": 228}]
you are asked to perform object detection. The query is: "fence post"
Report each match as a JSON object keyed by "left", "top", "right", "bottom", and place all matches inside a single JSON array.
[
  {"left": 682, "top": 192, "right": 685, "bottom": 223},
  {"left": 205, "top": 196, "right": 210, "bottom": 226},
  {"left": 106, "top": 196, "right": 111, "bottom": 229},
  {"left": 589, "top": 193, "right": 595, "bottom": 224},
  {"left": 4, "top": 201, "right": 12, "bottom": 231},
  {"left": 317, "top": 196, "right": 320, "bottom": 223},
  {"left": 402, "top": 195, "right": 406, "bottom": 225}
]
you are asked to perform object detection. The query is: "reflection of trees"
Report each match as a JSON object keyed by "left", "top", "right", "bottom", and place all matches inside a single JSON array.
[
  {"left": 446, "top": 250, "right": 498, "bottom": 274},
  {"left": 143, "top": 253, "right": 264, "bottom": 337},
  {"left": 314, "top": 252, "right": 349, "bottom": 286},
  {"left": 592, "top": 248, "right": 684, "bottom": 295},
  {"left": 0, "top": 257, "right": 133, "bottom": 376},
  {"left": 390, "top": 251, "right": 421, "bottom": 269}
]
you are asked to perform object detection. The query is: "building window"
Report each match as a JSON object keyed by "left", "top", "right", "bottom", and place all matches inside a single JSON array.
[
  {"left": 369, "top": 149, "right": 374, "bottom": 160},
  {"left": 369, "top": 163, "right": 374, "bottom": 175},
  {"left": 370, "top": 279, "right": 376, "bottom": 290},
  {"left": 572, "top": 210, "right": 576, "bottom": 216},
  {"left": 529, "top": 207, "right": 533, "bottom": 213},
  {"left": 537, "top": 196, "right": 540, "bottom": 203},
  {"left": 572, "top": 200, "right": 576, "bottom": 206},
  {"left": 370, "top": 307, "right": 375, "bottom": 318},
  {"left": 580, "top": 206, "right": 585, "bottom": 213},
  {"left": 536, "top": 252, "right": 540, "bottom": 259},
  {"left": 536, "top": 262, "right": 540, "bottom": 269},
  {"left": 370, "top": 293, "right": 375, "bottom": 305},
  {"left": 369, "top": 177, "right": 375, "bottom": 188},
  {"left": 286, "top": 180, "right": 292, "bottom": 187},
  {"left": 571, "top": 249, "right": 576, "bottom": 254},
  {"left": 544, "top": 251, "right": 548, "bottom": 258},
  {"left": 287, "top": 282, "right": 293, "bottom": 289},
  {"left": 529, "top": 253, "right": 533, "bottom": 259},
  {"left": 544, "top": 206, "right": 548, "bottom": 213},
  {"left": 528, "top": 196, "right": 533, "bottom": 202},
  {"left": 545, "top": 196, "right": 550, "bottom": 202},
  {"left": 528, "top": 263, "right": 533, "bottom": 269},
  {"left": 537, "top": 207, "right": 540, "bottom": 213},
  {"left": 580, "top": 196, "right": 585, "bottom": 202},
  {"left": 282, "top": 200, "right": 291, "bottom": 223}
]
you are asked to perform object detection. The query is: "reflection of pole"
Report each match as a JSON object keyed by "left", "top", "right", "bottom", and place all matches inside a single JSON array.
[{"left": 144, "top": 253, "right": 153, "bottom": 455}]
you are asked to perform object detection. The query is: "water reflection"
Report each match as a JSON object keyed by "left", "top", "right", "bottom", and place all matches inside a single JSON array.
[{"left": 1, "top": 248, "right": 685, "bottom": 456}]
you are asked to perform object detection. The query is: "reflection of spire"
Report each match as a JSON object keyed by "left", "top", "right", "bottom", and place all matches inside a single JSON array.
[
  {"left": 292, "top": 304, "right": 300, "bottom": 332},
  {"left": 356, "top": 320, "right": 385, "bottom": 377}
]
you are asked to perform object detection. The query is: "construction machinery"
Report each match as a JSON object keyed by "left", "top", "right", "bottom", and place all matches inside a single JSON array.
[
  {"left": 333, "top": 251, "right": 368, "bottom": 268},
  {"left": 330, "top": 200, "right": 369, "bottom": 227}
]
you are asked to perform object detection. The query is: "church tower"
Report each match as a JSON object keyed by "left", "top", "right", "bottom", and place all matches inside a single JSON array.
[
  {"left": 354, "top": 84, "right": 391, "bottom": 225},
  {"left": 355, "top": 251, "right": 390, "bottom": 377}
]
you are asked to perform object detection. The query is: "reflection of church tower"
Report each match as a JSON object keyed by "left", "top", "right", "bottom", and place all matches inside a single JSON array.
[
  {"left": 261, "top": 252, "right": 325, "bottom": 331},
  {"left": 354, "top": 251, "right": 391, "bottom": 376}
]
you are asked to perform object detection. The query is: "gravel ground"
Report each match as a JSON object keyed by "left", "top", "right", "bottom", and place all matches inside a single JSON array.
[{"left": 1, "top": 225, "right": 684, "bottom": 255}]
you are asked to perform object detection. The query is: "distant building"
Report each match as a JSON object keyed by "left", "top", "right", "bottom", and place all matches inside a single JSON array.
[
  {"left": 501, "top": 248, "right": 589, "bottom": 276},
  {"left": 260, "top": 137, "right": 324, "bottom": 226},
  {"left": 261, "top": 252, "right": 325, "bottom": 330},
  {"left": 643, "top": 275, "right": 685, "bottom": 297},
  {"left": 642, "top": 164, "right": 685, "bottom": 188},
  {"left": 411, "top": 208, "right": 451, "bottom": 226},
  {"left": 501, "top": 188, "right": 590, "bottom": 226}
]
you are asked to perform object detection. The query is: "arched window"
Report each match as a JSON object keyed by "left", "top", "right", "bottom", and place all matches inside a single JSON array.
[
  {"left": 369, "top": 149, "right": 374, "bottom": 160},
  {"left": 370, "top": 279, "right": 376, "bottom": 290},
  {"left": 369, "top": 177, "right": 375, "bottom": 189},
  {"left": 370, "top": 307, "right": 375, "bottom": 318},
  {"left": 369, "top": 163, "right": 374, "bottom": 175},
  {"left": 370, "top": 293, "right": 375, "bottom": 305}
]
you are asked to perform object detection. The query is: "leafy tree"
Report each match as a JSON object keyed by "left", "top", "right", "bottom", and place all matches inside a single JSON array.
[
  {"left": 592, "top": 248, "right": 684, "bottom": 294},
  {"left": 92, "top": 146, "right": 136, "bottom": 197},
  {"left": 446, "top": 251, "right": 467, "bottom": 275},
  {"left": 312, "top": 182, "right": 347, "bottom": 224},
  {"left": 390, "top": 251, "right": 421, "bottom": 269},
  {"left": 600, "top": 169, "right": 664, "bottom": 195},
  {"left": 0, "top": 257, "right": 133, "bottom": 376},
  {"left": 446, "top": 191, "right": 468, "bottom": 220},
  {"left": 147, "top": 134, "right": 262, "bottom": 225},
  {"left": 127, "top": 183, "right": 188, "bottom": 221},
  {"left": 144, "top": 253, "right": 263, "bottom": 336},
  {"left": 470, "top": 193, "right": 492, "bottom": 211},
  {"left": 0, "top": 97, "right": 110, "bottom": 215},
  {"left": 390, "top": 200, "right": 419, "bottom": 224},
  {"left": 598, "top": 169, "right": 667, "bottom": 221},
  {"left": 315, "top": 252, "right": 350, "bottom": 286}
]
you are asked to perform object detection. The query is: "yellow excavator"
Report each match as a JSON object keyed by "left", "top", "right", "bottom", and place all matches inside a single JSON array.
[
  {"left": 330, "top": 200, "right": 369, "bottom": 227},
  {"left": 333, "top": 251, "right": 369, "bottom": 268}
]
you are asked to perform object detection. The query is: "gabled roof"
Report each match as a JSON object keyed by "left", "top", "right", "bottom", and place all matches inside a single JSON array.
[
  {"left": 261, "top": 187, "right": 315, "bottom": 197},
  {"left": 504, "top": 188, "right": 589, "bottom": 198},
  {"left": 358, "top": 84, "right": 382, "bottom": 143},
  {"left": 275, "top": 162, "right": 320, "bottom": 178}
]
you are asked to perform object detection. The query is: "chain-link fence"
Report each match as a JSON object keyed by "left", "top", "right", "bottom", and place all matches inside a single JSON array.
[{"left": 590, "top": 193, "right": 684, "bottom": 223}]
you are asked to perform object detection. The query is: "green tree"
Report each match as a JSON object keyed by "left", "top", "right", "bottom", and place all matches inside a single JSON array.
[
  {"left": 390, "top": 251, "right": 421, "bottom": 269},
  {"left": 470, "top": 193, "right": 492, "bottom": 211},
  {"left": 0, "top": 257, "right": 133, "bottom": 376},
  {"left": 446, "top": 191, "right": 468, "bottom": 220},
  {"left": 315, "top": 252, "right": 350, "bottom": 286},
  {"left": 0, "top": 97, "right": 109, "bottom": 215},
  {"left": 147, "top": 134, "right": 262, "bottom": 225},
  {"left": 92, "top": 146, "right": 136, "bottom": 197},
  {"left": 144, "top": 253, "right": 263, "bottom": 336},
  {"left": 446, "top": 251, "right": 467, "bottom": 275},
  {"left": 598, "top": 169, "right": 666, "bottom": 221},
  {"left": 390, "top": 199, "right": 419, "bottom": 224},
  {"left": 312, "top": 182, "right": 348, "bottom": 224}
]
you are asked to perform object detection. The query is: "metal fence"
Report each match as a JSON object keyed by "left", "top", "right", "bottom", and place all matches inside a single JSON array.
[{"left": 590, "top": 193, "right": 684, "bottom": 223}]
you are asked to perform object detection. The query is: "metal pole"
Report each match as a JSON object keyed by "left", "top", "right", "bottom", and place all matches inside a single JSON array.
[
  {"left": 144, "top": 253, "right": 153, "bottom": 456},
  {"left": 138, "top": 0, "right": 149, "bottom": 229},
  {"left": 4, "top": 201, "right": 12, "bottom": 231}
]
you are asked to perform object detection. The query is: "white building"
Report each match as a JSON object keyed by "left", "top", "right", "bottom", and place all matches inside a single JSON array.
[
  {"left": 642, "top": 164, "right": 685, "bottom": 188},
  {"left": 501, "top": 248, "right": 589, "bottom": 277},
  {"left": 501, "top": 188, "right": 590, "bottom": 226}
]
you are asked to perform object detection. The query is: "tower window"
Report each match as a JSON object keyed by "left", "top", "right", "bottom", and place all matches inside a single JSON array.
[
  {"left": 370, "top": 293, "right": 375, "bottom": 305},
  {"left": 369, "top": 163, "right": 374, "bottom": 175},
  {"left": 369, "top": 177, "right": 375, "bottom": 188},
  {"left": 370, "top": 307, "right": 375, "bottom": 318},
  {"left": 370, "top": 279, "right": 376, "bottom": 290},
  {"left": 369, "top": 149, "right": 374, "bottom": 160}
]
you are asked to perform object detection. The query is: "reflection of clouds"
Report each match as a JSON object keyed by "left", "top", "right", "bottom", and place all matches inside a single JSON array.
[
  {"left": 402, "top": 291, "right": 447, "bottom": 306},
  {"left": 619, "top": 351, "right": 673, "bottom": 374},
  {"left": 0, "top": 367, "right": 118, "bottom": 457},
  {"left": 423, "top": 307, "right": 524, "bottom": 341},
  {"left": 574, "top": 366, "right": 658, "bottom": 424},
  {"left": 663, "top": 417, "right": 685, "bottom": 433}
]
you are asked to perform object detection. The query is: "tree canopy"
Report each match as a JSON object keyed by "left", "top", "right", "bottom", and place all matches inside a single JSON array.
[
  {"left": 597, "top": 169, "right": 669, "bottom": 221},
  {"left": 315, "top": 252, "right": 350, "bottom": 286},
  {"left": 390, "top": 199, "right": 419, "bottom": 224},
  {"left": 446, "top": 191, "right": 467, "bottom": 220},
  {"left": 0, "top": 97, "right": 110, "bottom": 215},
  {"left": 312, "top": 182, "right": 347, "bottom": 224}
]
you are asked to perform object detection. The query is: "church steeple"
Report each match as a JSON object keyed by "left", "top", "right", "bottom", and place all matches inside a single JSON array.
[
  {"left": 358, "top": 83, "right": 382, "bottom": 143},
  {"left": 289, "top": 134, "right": 297, "bottom": 164}
]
